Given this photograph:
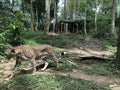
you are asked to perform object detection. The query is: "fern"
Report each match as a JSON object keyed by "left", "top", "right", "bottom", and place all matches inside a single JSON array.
[{"left": 0, "top": 30, "right": 10, "bottom": 41}]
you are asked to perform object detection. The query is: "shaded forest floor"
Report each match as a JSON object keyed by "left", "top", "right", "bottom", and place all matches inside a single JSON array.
[{"left": 0, "top": 32, "right": 119, "bottom": 90}]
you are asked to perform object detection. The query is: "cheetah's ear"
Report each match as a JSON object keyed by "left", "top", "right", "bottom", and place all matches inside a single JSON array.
[{"left": 11, "top": 49, "right": 15, "bottom": 53}]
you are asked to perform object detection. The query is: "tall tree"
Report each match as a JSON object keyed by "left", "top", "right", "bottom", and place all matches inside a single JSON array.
[
  {"left": 30, "top": 0, "right": 34, "bottom": 31},
  {"left": 116, "top": 17, "right": 120, "bottom": 63},
  {"left": 45, "top": 0, "right": 51, "bottom": 34},
  {"left": 64, "top": 0, "right": 68, "bottom": 33},
  {"left": 94, "top": 0, "right": 98, "bottom": 33},
  {"left": 53, "top": 0, "right": 58, "bottom": 33},
  {"left": 111, "top": 0, "right": 117, "bottom": 36},
  {"left": 35, "top": 2, "right": 38, "bottom": 30},
  {"left": 11, "top": 0, "right": 14, "bottom": 12},
  {"left": 84, "top": 0, "right": 87, "bottom": 35},
  {"left": 73, "top": 0, "right": 77, "bottom": 20},
  {"left": 116, "top": 0, "right": 120, "bottom": 63},
  {"left": 67, "top": 0, "right": 74, "bottom": 20}
]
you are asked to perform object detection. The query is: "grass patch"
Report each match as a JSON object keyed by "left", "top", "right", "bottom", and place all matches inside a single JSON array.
[
  {"left": 92, "top": 39, "right": 117, "bottom": 52},
  {"left": 23, "top": 31, "right": 72, "bottom": 48},
  {"left": 105, "top": 45, "right": 117, "bottom": 52},
  {"left": 0, "top": 74, "right": 109, "bottom": 90},
  {"left": 17, "top": 61, "right": 30, "bottom": 70},
  {"left": 49, "top": 58, "right": 77, "bottom": 72},
  {"left": 58, "top": 59, "right": 77, "bottom": 71},
  {"left": 83, "top": 60, "right": 120, "bottom": 76},
  {"left": 23, "top": 39, "right": 39, "bottom": 46}
]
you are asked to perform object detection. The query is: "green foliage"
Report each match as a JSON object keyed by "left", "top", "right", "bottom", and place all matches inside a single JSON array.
[
  {"left": 87, "top": 19, "right": 111, "bottom": 36},
  {"left": 23, "top": 39, "right": 39, "bottom": 46},
  {"left": 0, "top": 32, "right": 9, "bottom": 59},
  {"left": 6, "top": 11, "right": 28, "bottom": 46},
  {"left": 0, "top": 0, "right": 13, "bottom": 32},
  {"left": 0, "top": 30, "right": 11, "bottom": 42},
  {"left": 0, "top": 74, "right": 108, "bottom": 90},
  {"left": 0, "top": 31, "right": 12, "bottom": 58},
  {"left": 0, "top": 43, "right": 11, "bottom": 56},
  {"left": 0, "top": 11, "right": 29, "bottom": 57},
  {"left": 0, "top": 11, "right": 27, "bottom": 47},
  {"left": 105, "top": 45, "right": 117, "bottom": 52}
]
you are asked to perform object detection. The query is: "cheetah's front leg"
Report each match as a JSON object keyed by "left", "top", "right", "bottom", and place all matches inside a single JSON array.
[
  {"left": 41, "top": 61, "right": 49, "bottom": 71},
  {"left": 13, "top": 57, "right": 21, "bottom": 73},
  {"left": 30, "top": 58, "right": 36, "bottom": 73}
]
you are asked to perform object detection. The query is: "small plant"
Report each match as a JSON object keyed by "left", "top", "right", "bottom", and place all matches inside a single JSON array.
[{"left": 106, "top": 45, "right": 117, "bottom": 52}]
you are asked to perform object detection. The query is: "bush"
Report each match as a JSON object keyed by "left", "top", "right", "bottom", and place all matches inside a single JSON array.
[
  {"left": 0, "top": 43, "right": 11, "bottom": 56},
  {"left": 0, "top": 11, "right": 29, "bottom": 58},
  {"left": 6, "top": 11, "right": 28, "bottom": 46},
  {"left": 0, "top": 31, "right": 12, "bottom": 58}
]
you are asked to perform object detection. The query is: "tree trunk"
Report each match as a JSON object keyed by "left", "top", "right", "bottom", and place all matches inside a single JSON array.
[
  {"left": 95, "top": 12, "right": 97, "bottom": 34},
  {"left": 73, "top": 0, "right": 77, "bottom": 20},
  {"left": 84, "top": 1, "right": 87, "bottom": 35},
  {"left": 111, "top": 0, "right": 117, "bottom": 36},
  {"left": 77, "top": 0, "right": 80, "bottom": 18},
  {"left": 64, "top": 0, "right": 68, "bottom": 34},
  {"left": 22, "top": 0, "right": 24, "bottom": 12},
  {"left": 116, "top": 17, "right": 120, "bottom": 63},
  {"left": 45, "top": 0, "right": 51, "bottom": 34},
  {"left": 95, "top": 0, "right": 98, "bottom": 34},
  {"left": 35, "top": 3, "right": 38, "bottom": 31},
  {"left": 11, "top": 0, "right": 14, "bottom": 12},
  {"left": 30, "top": 0, "right": 34, "bottom": 32},
  {"left": 53, "top": 0, "right": 58, "bottom": 33}
]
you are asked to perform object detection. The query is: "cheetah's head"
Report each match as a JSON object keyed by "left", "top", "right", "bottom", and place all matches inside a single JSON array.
[{"left": 5, "top": 48, "right": 16, "bottom": 60}]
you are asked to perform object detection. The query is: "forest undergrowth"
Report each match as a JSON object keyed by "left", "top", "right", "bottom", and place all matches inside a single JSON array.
[{"left": 0, "top": 31, "right": 118, "bottom": 90}]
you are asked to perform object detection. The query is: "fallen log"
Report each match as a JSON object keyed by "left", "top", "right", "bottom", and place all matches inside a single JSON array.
[{"left": 67, "top": 53, "right": 115, "bottom": 61}]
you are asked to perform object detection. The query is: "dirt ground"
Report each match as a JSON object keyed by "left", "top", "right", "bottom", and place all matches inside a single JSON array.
[{"left": 0, "top": 45, "right": 120, "bottom": 90}]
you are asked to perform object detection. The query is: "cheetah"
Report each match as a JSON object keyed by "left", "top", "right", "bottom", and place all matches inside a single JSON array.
[{"left": 5, "top": 45, "right": 59, "bottom": 73}]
